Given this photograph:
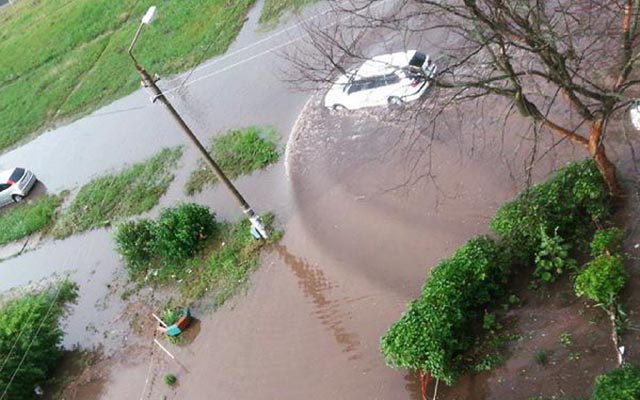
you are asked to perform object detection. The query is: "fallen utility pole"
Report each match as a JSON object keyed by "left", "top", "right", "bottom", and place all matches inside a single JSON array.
[{"left": 127, "top": 6, "right": 268, "bottom": 239}]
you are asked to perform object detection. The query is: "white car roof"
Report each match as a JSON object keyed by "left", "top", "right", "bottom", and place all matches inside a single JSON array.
[{"left": 355, "top": 50, "right": 418, "bottom": 78}]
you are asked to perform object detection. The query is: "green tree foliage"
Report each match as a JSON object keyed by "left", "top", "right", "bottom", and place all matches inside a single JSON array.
[
  {"left": 592, "top": 364, "right": 640, "bottom": 400},
  {"left": 490, "top": 159, "right": 610, "bottom": 263},
  {"left": 0, "top": 281, "right": 77, "bottom": 399},
  {"left": 381, "top": 237, "right": 509, "bottom": 384}
]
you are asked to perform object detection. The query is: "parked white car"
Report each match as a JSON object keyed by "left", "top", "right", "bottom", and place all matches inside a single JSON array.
[
  {"left": 0, "top": 168, "right": 37, "bottom": 208},
  {"left": 324, "top": 50, "right": 437, "bottom": 111}
]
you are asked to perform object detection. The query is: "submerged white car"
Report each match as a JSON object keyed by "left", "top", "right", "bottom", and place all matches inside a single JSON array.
[
  {"left": 324, "top": 50, "right": 437, "bottom": 111},
  {"left": 0, "top": 168, "right": 37, "bottom": 208}
]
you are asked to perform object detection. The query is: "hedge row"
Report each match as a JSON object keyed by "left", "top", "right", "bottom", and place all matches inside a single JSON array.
[
  {"left": 381, "top": 236, "right": 510, "bottom": 383},
  {"left": 381, "top": 159, "right": 612, "bottom": 384}
]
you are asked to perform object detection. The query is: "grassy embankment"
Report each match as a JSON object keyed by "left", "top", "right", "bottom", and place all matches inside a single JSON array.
[
  {"left": 51, "top": 147, "right": 182, "bottom": 238},
  {"left": 259, "top": 0, "right": 317, "bottom": 26},
  {"left": 0, "top": 0, "right": 256, "bottom": 153},
  {"left": 185, "top": 126, "right": 280, "bottom": 195},
  {"left": 0, "top": 195, "right": 62, "bottom": 246}
]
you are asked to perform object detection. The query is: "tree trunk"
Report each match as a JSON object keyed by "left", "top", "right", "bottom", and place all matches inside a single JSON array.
[
  {"left": 587, "top": 120, "right": 623, "bottom": 196},
  {"left": 418, "top": 370, "right": 431, "bottom": 400}
]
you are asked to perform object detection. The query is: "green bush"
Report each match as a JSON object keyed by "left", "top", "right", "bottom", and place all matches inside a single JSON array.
[
  {"left": 490, "top": 159, "right": 610, "bottom": 263},
  {"left": 592, "top": 364, "right": 640, "bottom": 400},
  {"left": 590, "top": 227, "right": 625, "bottom": 256},
  {"left": 381, "top": 236, "right": 510, "bottom": 384},
  {"left": 114, "top": 203, "right": 217, "bottom": 276},
  {"left": 114, "top": 219, "right": 156, "bottom": 274},
  {"left": 574, "top": 254, "right": 627, "bottom": 306},
  {"left": 0, "top": 281, "right": 78, "bottom": 399},
  {"left": 154, "top": 203, "right": 217, "bottom": 265}
]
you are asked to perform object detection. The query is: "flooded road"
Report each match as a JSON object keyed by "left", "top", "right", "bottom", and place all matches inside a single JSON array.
[{"left": 2, "top": 1, "right": 640, "bottom": 399}]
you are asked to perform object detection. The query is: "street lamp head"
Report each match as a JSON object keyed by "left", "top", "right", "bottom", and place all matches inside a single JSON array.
[{"left": 141, "top": 6, "right": 157, "bottom": 25}]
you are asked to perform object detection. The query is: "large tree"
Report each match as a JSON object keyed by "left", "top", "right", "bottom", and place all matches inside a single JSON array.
[{"left": 292, "top": 0, "right": 640, "bottom": 194}]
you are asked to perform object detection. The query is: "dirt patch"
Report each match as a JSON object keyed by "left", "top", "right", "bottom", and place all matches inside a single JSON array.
[{"left": 439, "top": 271, "right": 616, "bottom": 400}]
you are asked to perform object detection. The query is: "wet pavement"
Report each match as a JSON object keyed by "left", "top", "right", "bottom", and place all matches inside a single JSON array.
[{"left": 2, "top": 1, "right": 640, "bottom": 399}]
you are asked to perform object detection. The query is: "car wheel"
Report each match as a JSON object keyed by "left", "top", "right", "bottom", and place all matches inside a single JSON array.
[
  {"left": 332, "top": 104, "right": 346, "bottom": 111},
  {"left": 12, "top": 194, "right": 24, "bottom": 203},
  {"left": 387, "top": 96, "right": 404, "bottom": 109}
]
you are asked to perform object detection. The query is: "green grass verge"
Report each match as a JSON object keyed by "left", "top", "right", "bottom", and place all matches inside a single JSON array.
[
  {"left": 0, "top": 194, "right": 62, "bottom": 246},
  {"left": 135, "top": 213, "right": 281, "bottom": 306},
  {"left": 0, "top": 0, "right": 256, "bottom": 152},
  {"left": 185, "top": 126, "right": 280, "bottom": 195},
  {"left": 259, "top": 0, "right": 317, "bottom": 26},
  {"left": 51, "top": 147, "right": 182, "bottom": 238}
]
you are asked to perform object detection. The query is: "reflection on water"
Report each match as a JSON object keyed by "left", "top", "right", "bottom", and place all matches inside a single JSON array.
[
  {"left": 404, "top": 370, "right": 424, "bottom": 400},
  {"left": 274, "top": 244, "right": 363, "bottom": 360}
]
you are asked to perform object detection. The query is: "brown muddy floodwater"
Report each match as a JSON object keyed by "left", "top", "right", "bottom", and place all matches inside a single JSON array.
[
  {"left": 130, "top": 91, "right": 638, "bottom": 400},
  {"left": 6, "top": 1, "right": 639, "bottom": 397},
  {"left": 117, "top": 94, "right": 559, "bottom": 400}
]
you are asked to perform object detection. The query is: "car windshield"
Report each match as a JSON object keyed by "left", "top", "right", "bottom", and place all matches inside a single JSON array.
[
  {"left": 347, "top": 72, "right": 401, "bottom": 94},
  {"left": 9, "top": 168, "right": 24, "bottom": 183}
]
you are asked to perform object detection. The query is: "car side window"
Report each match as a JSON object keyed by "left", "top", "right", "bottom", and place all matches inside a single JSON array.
[
  {"left": 0, "top": 183, "right": 10, "bottom": 192},
  {"left": 348, "top": 73, "right": 401, "bottom": 94}
]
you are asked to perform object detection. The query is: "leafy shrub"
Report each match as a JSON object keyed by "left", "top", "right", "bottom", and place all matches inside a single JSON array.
[
  {"left": 592, "top": 364, "right": 640, "bottom": 400},
  {"left": 114, "top": 203, "right": 218, "bottom": 276},
  {"left": 590, "top": 227, "right": 625, "bottom": 256},
  {"left": 490, "top": 159, "right": 610, "bottom": 263},
  {"left": 534, "top": 227, "right": 576, "bottom": 283},
  {"left": 574, "top": 254, "right": 627, "bottom": 306},
  {"left": 0, "top": 281, "right": 78, "bottom": 399},
  {"left": 114, "top": 219, "right": 156, "bottom": 274},
  {"left": 381, "top": 236, "right": 510, "bottom": 384},
  {"left": 154, "top": 203, "right": 217, "bottom": 265},
  {"left": 164, "top": 373, "right": 177, "bottom": 386}
]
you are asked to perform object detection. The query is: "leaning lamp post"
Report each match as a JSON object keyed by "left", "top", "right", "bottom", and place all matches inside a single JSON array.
[{"left": 127, "top": 6, "right": 268, "bottom": 239}]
